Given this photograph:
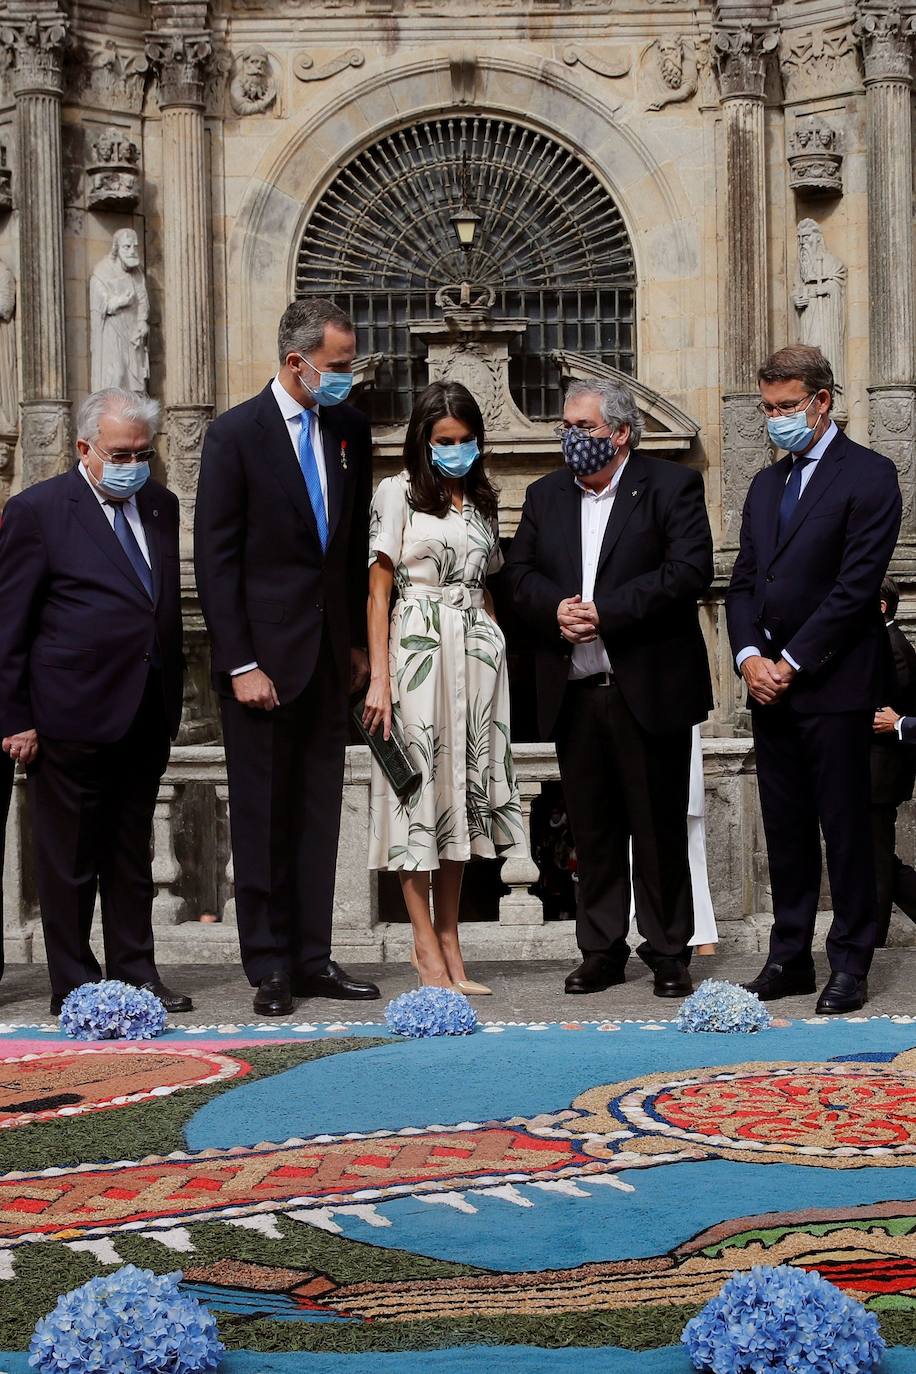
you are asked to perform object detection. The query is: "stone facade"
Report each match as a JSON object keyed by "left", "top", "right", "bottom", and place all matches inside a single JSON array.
[{"left": 1, "top": 0, "right": 915, "bottom": 959}]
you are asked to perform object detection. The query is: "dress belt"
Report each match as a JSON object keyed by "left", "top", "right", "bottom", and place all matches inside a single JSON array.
[
  {"left": 399, "top": 584, "right": 484, "bottom": 611},
  {"left": 568, "top": 670, "right": 615, "bottom": 689}
]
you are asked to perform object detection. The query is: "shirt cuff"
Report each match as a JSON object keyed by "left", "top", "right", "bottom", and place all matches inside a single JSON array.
[
  {"left": 735, "top": 647, "right": 761, "bottom": 671},
  {"left": 781, "top": 650, "right": 801, "bottom": 672},
  {"left": 230, "top": 662, "right": 258, "bottom": 677},
  {"left": 896, "top": 718, "right": 906, "bottom": 740}
]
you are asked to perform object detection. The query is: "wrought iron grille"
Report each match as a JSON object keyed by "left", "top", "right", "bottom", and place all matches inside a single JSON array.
[{"left": 296, "top": 117, "right": 636, "bottom": 423}]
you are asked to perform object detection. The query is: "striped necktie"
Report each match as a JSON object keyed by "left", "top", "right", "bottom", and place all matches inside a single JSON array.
[
  {"left": 776, "top": 455, "right": 815, "bottom": 542},
  {"left": 298, "top": 411, "right": 328, "bottom": 551}
]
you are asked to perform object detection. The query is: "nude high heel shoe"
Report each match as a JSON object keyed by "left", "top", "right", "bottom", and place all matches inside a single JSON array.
[{"left": 454, "top": 977, "right": 493, "bottom": 997}]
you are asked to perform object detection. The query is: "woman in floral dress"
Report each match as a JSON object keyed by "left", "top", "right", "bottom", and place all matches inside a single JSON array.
[{"left": 363, "top": 381, "right": 526, "bottom": 991}]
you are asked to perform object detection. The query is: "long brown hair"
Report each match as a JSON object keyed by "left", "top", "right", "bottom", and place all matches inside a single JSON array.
[{"left": 403, "top": 381, "right": 498, "bottom": 521}]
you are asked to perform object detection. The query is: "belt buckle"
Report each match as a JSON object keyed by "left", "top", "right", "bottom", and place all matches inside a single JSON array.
[{"left": 597, "top": 671, "right": 611, "bottom": 687}]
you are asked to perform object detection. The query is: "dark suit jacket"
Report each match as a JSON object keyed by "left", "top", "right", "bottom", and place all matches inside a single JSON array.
[
  {"left": 726, "top": 427, "right": 902, "bottom": 714},
  {"left": 874, "top": 621, "right": 916, "bottom": 804},
  {"left": 194, "top": 383, "right": 371, "bottom": 701},
  {"left": 0, "top": 465, "right": 184, "bottom": 742},
  {"left": 506, "top": 452, "right": 715, "bottom": 740}
]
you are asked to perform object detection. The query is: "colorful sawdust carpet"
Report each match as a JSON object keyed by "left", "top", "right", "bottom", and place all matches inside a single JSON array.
[{"left": 1, "top": 1015, "right": 916, "bottom": 1372}]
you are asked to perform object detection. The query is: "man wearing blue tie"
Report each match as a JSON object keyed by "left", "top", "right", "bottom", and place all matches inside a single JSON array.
[
  {"left": 0, "top": 389, "right": 191, "bottom": 1014},
  {"left": 726, "top": 346, "right": 902, "bottom": 1014},
  {"left": 195, "top": 299, "right": 377, "bottom": 1015}
]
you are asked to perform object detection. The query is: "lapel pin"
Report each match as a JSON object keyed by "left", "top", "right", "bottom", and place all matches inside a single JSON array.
[
  {"left": 631, "top": 489, "right": 637, "bottom": 497},
  {"left": 340, "top": 439, "right": 348, "bottom": 471},
  {"left": 152, "top": 509, "right": 159, "bottom": 517}
]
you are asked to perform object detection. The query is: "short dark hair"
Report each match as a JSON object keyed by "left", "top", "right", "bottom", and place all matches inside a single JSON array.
[
  {"left": 882, "top": 577, "right": 900, "bottom": 619},
  {"left": 277, "top": 298, "right": 354, "bottom": 364},
  {"left": 757, "top": 345, "right": 835, "bottom": 399}
]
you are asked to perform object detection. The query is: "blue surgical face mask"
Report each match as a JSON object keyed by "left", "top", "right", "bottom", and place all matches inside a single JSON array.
[
  {"left": 297, "top": 355, "right": 353, "bottom": 407},
  {"left": 429, "top": 438, "right": 480, "bottom": 478},
  {"left": 765, "top": 398, "right": 817, "bottom": 453},
  {"left": 89, "top": 447, "right": 151, "bottom": 500}
]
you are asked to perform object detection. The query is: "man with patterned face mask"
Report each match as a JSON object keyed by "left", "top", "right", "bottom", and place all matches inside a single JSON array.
[{"left": 507, "top": 379, "right": 714, "bottom": 997}]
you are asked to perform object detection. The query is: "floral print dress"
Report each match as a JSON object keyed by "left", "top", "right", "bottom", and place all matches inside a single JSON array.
[{"left": 367, "top": 471, "right": 526, "bottom": 872}]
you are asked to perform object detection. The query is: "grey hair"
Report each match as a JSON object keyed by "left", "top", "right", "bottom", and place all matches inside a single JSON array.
[
  {"left": 76, "top": 388, "right": 161, "bottom": 443},
  {"left": 277, "top": 297, "right": 354, "bottom": 364},
  {"left": 565, "top": 378, "right": 644, "bottom": 448}
]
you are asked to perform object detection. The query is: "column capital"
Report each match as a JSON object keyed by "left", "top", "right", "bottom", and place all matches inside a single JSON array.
[
  {"left": 0, "top": 12, "right": 69, "bottom": 97},
  {"left": 853, "top": 3, "right": 915, "bottom": 84},
  {"left": 145, "top": 28, "right": 213, "bottom": 108},
  {"left": 712, "top": 21, "right": 780, "bottom": 99}
]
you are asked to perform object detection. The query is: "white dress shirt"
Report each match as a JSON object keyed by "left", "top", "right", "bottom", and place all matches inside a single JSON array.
[
  {"left": 569, "top": 458, "right": 628, "bottom": 680},
  {"left": 78, "top": 461, "right": 151, "bottom": 566},
  {"left": 231, "top": 376, "right": 331, "bottom": 678},
  {"left": 735, "top": 419, "right": 838, "bottom": 675}
]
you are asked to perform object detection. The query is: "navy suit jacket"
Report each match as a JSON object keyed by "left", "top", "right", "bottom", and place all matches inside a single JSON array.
[
  {"left": 725, "top": 427, "right": 902, "bottom": 714},
  {"left": 0, "top": 465, "right": 184, "bottom": 742},
  {"left": 506, "top": 452, "right": 714, "bottom": 740},
  {"left": 194, "top": 383, "right": 372, "bottom": 702}
]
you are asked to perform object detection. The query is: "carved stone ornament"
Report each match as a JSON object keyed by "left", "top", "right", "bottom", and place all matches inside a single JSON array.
[
  {"left": 166, "top": 404, "right": 211, "bottom": 532},
  {"left": 868, "top": 386, "right": 916, "bottom": 530},
  {"left": 561, "top": 45, "right": 632, "bottom": 79},
  {"left": 788, "top": 114, "right": 843, "bottom": 195},
  {"left": 20, "top": 400, "right": 71, "bottom": 487},
  {"left": 145, "top": 30, "right": 213, "bottom": 108},
  {"left": 229, "top": 45, "right": 277, "bottom": 115},
  {"left": 71, "top": 40, "right": 149, "bottom": 114},
  {"left": 293, "top": 49, "right": 364, "bottom": 82},
  {"left": 713, "top": 24, "right": 779, "bottom": 100},
  {"left": 854, "top": 5, "right": 916, "bottom": 84},
  {"left": 90, "top": 229, "right": 150, "bottom": 394},
  {"left": 0, "top": 14, "right": 69, "bottom": 96},
  {"left": 86, "top": 126, "right": 141, "bottom": 210},
  {"left": 0, "top": 139, "right": 11, "bottom": 210},
  {"left": 0, "top": 257, "right": 18, "bottom": 436},
  {"left": 721, "top": 392, "right": 770, "bottom": 546},
  {"left": 779, "top": 25, "right": 857, "bottom": 100},
  {"left": 642, "top": 36, "right": 699, "bottom": 110}
]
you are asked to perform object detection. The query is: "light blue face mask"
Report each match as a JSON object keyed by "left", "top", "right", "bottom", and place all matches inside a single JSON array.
[
  {"left": 766, "top": 397, "right": 817, "bottom": 454},
  {"left": 298, "top": 355, "right": 353, "bottom": 407},
  {"left": 90, "top": 448, "right": 151, "bottom": 500},
  {"left": 429, "top": 438, "right": 480, "bottom": 478}
]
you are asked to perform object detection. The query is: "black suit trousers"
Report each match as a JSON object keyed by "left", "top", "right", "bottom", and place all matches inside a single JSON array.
[
  {"left": 27, "top": 671, "right": 169, "bottom": 997},
  {"left": 752, "top": 704, "right": 876, "bottom": 978},
  {"left": 220, "top": 633, "right": 347, "bottom": 986},
  {"left": 554, "top": 681, "right": 694, "bottom": 959},
  {"left": 870, "top": 801, "right": 916, "bottom": 945},
  {"left": 0, "top": 750, "right": 12, "bottom": 979}
]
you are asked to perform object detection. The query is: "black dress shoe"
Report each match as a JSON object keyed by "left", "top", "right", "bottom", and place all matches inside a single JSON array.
[
  {"left": 564, "top": 952, "right": 627, "bottom": 995},
  {"left": 742, "top": 961, "right": 817, "bottom": 1001},
  {"left": 653, "top": 957, "right": 693, "bottom": 998},
  {"left": 254, "top": 971, "right": 293, "bottom": 1016},
  {"left": 139, "top": 979, "right": 193, "bottom": 1014},
  {"left": 816, "top": 971, "right": 868, "bottom": 1015},
  {"left": 292, "top": 961, "right": 380, "bottom": 1001}
]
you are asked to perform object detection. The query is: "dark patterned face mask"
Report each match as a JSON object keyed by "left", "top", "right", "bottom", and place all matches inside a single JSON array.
[{"left": 561, "top": 426, "right": 617, "bottom": 476}]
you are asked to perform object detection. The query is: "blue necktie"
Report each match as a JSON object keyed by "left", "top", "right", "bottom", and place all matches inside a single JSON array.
[
  {"left": 776, "top": 456, "right": 814, "bottom": 542},
  {"left": 111, "top": 502, "right": 153, "bottom": 600},
  {"left": 298, "top": 411, "right": 328, "bottom": 551}
]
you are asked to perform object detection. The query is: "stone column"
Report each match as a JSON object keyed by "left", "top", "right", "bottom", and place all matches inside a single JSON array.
[
  {"left": 151, "top": 782, "right": 187, "bottom": 925},
  {"left": 0, "top": 6, "right": 71, "bottom": 485},
  {"left": 713, "top": 17, "right": 778, "bottom": 549},
  {"left": 854, "top": 4, "right": 916, "bottom": 541},
  {"left": 145, "top": 7, "right": 215, "bottom": 550}
]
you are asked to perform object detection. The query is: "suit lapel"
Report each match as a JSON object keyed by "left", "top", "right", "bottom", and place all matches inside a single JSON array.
[
  {"left": 557, "top": 470, "right": 584, "bottom": 588},
  {"left": 255, "top": 384, "right": 321, "bottom": 544},
  {"left": 67, "top": 466, "right": 150, "bottom": 605},
  {"left": 595, "top": 452, "right": 648, "bottom": 577},
  {"left": 762, "top": 455, "right": 791, "bottom": 564},
  {"left": 136, "top": 484, "right": 163, "bottom": 607},
  {"left": 770, "top": 430, "right": 845, "bottom": 560},
  {"left": 319, "top": 410, "right": 345, "bottom": 548}
]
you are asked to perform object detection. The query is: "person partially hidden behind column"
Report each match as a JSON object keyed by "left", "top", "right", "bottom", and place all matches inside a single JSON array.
[
  {"left": 727, "top": 345, "right": 902, "bottom": 1014},
  {"left": 195, "top": 298, "right": 378, "bottom": 1016},
  {"left": 0, "top": 388, "right": 192, "bottom": 1014},
  {"left": 872, "top": 578, "right": 916, "bottom": 943},
  {"left": 507, "top": 378, "right": 714, "bottom": 998}
]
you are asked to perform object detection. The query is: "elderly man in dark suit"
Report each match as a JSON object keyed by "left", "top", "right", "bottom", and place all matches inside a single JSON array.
[
  {"left": 0, "top": 388, "right": 191, "bottom": 1014},
  {"left": 195, "top": 298, "right": 377, "bottom": 1016},
  {"left": 872, "top": 580, "right": 916, "bottom": 941},
  {"left": 507, "top": 378, "right": 714, "bottom": 998},
  {"left": 727, "top": 345, "right": 902, "bottom": 1014}
]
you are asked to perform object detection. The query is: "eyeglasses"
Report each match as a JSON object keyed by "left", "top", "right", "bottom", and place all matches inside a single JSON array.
[
  {"left": 552, "top": 422, "right": 609, "bottom": 439},
  {"left": 756, "top": 393, "right": 815, "bottom": 418},
  {"left": 90, "top": 442, "right": 156, "bottom": 464}
]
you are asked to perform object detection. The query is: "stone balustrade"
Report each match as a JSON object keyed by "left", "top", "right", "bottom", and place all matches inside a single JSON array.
[{"left": 5, "top": 737, "right": 916, "bottom": 972}]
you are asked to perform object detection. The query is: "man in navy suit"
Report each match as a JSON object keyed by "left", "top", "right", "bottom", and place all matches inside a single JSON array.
[
  {"left": 726, "top": 345, "right": 902, "bottom": 1013},
  {"left": 0, "top": 388, "right": 191, "bottom": 1014},
  {"left": 195, "top": 298, "right": 377, "bottom": 1016}
]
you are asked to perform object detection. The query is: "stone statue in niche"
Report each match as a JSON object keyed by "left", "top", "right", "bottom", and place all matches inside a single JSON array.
[
  {"left": 793, "top": 218, "right": 847, "bottom": 411},
  {"left": 229, "top": 46, "right": 276, "bottom": 115},
  {"left": 0, "top": 256, "right": 17, "bottom": 433},
  {"left": 89, "top": 228, "right": 150, "bottom": 393}
]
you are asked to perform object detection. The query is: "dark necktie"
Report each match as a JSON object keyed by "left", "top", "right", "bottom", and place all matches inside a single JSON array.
[
  {"left": 776, "top": 455, "right": 815, "bottom": 542},
  {"left": 110, "top": 502, "right": 153, "bottom": 600},
  {"left": 298, "top": 411, "right": 328, "bottom": 551}
]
